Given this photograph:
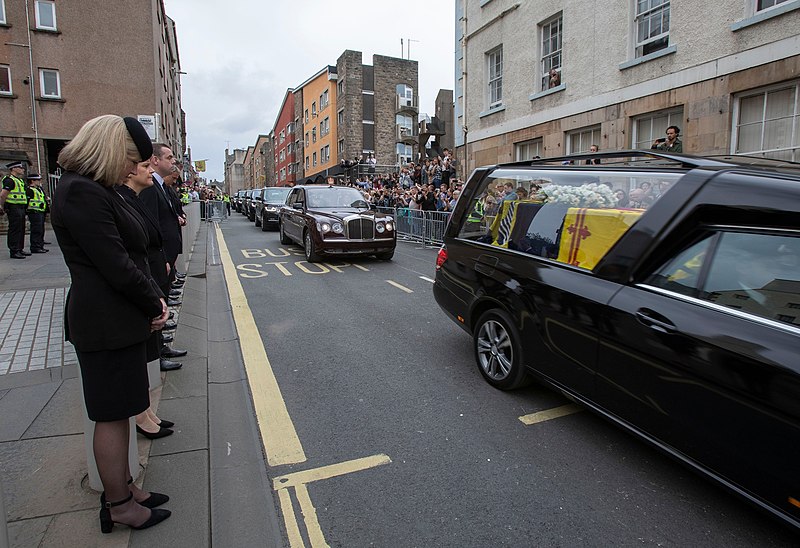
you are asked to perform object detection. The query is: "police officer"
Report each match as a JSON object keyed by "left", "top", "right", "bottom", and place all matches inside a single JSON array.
[
  {"left": 222, "top": 192, "right": 231, "bottom": 215},
  {"left": 0, "top": 160, "right": 30, "bottom": 259},
  {"left": 26, "top": 173, "right": 49, "bottom": 253}
]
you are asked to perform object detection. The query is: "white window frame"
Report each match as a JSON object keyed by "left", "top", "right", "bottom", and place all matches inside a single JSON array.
[
  {"left": 396, "top": 143, "right": 413, "bottom": 165},
  {"left": 321, "top": 89, "right": 329, "bottom": 109},
  {"left": 755, "top": 0, "right": 791, "bottom": 12},
  {"left": 337, "top": 108, "right": 344, "bottom": 126},
  {"left": 631, "top": 107, "right": 684, "bottom": 149},
  {"left": 487, "top": 46, "right": 503, "bottom": 109},
  {"left": 0, "top": 64, "right": 11, "bottom": 95},
  {"left": 305, "top": 156, "right": 310, "bottom": 170},
  {"left": 311, "top": 101, "right": 317, "bottom": 117},
  {"left": 312, "top": 152, "right": 317, "bottom": 167},
  {"left": 731, "top": 80, "right": 800, "bottom": 162},
  {"left": 312, "top": 127, "right": 317, "bottom": 143},
  {"left": 338, "top": 139, "right": 345, "bottom": 154},
  {"left": 321, "top": 116, "right": 330, "bottom": 137},
  {"left": 540, "top": 14, "right": 563, "bottom": 92},
  {"left": 35, "top": 0, "right": 57, "bottom": 31},
  {"left": 566, "top": 125, "right": 601, "bottom": 154},
  {"left": 515, "top": 138, "right": 543, "bottom": 161},
  {"left": 396, "top": 84, "right": 414, "bottom": 107},
  {"left": 634, "top": 0, "right": 670, "bottom": 58},
  {"left": 39, "top": 68, "right": 61, "bottom": 98},
  {"left": 0, "top": 0, "right": 7, "bottom": 25}
]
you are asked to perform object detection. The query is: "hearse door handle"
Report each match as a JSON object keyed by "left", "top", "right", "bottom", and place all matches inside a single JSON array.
[
  {"left": 477, "top": 254, "right": 498, "bottom": 266},
  {"left": 635, "top": 309, "right": 677, "bottom": 334},
  {"left": 475, "top": 254, "right": 498, "bottom": 276}
]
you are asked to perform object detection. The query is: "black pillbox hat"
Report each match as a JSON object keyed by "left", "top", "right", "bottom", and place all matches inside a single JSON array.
[{"left": 123, "top": 117, "right": 154, "bottom": 162}]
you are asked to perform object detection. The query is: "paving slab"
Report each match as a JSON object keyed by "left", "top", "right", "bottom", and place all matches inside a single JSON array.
[
  {"left": 0, "top": 381, "right": 59, "bottom": 441},
  {"left": 170, "top": 324, "right": 208, "bottom": 358},
  {"left": 148, "top": 395, "right": 208, "bottom": 457},
  {"left": 23, "top": 377, "right": 83, "bottom": 439},
  {"left": 159, "top": 356, "right": 208, "bottom": 399},
  {"left": 207, "top": 340, "right": 245, "bottom": 384}
]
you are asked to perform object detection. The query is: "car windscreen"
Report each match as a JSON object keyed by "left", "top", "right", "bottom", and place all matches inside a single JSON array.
[
  {"left": 457, "top": 168, "right": 683, "bottom": 270},
  {"left": 306, "top": 187, "right": 368, "bottom": 208},
  {"left": 264, "top": 188, "right": 291, "bottom": 202}
]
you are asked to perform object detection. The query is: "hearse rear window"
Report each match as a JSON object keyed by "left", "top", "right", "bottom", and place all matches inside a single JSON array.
[{"left": 457, "top": 169, "right": 681, "bottom": 270}]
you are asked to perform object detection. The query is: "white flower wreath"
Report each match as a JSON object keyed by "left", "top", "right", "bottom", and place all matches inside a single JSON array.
[{"left": 540, "top": 183, "right": 618, "bottom": 209}]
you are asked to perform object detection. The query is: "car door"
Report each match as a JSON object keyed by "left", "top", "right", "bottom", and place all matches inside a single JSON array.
[{"left": 597, "top": 227, "right": 800, "bottom": 524}]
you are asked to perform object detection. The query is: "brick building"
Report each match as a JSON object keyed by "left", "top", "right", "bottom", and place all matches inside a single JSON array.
[
  {"left": 454, "top": 0, "right": 800, "bottom": 173},
  {"left": 272, "top": 90, "right": 297, "bottom": 186},
  {"left": 0, "top": 0, "right": 184, "bottom": 180}
]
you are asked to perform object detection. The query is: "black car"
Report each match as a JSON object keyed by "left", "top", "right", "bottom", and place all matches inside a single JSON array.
[
  {"left": 433, "top": 150, "right": 800, "bottom": 531},
  {"left": 254, "top": 187, "right": 291, "bottom": 230},
  {"left": 279, "top": 184, "right": 396, "bottom": 262}
]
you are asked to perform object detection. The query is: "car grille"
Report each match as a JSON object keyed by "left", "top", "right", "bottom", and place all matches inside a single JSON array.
[{"left": 347, "top": 218, "right": 375, "bottom": 240}]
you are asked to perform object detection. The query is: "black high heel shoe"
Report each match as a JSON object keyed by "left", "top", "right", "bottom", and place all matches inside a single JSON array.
[
  {"left": 156, "top": 419, "right": 174, "bottom": 428},
  {"left": 99, "top": 492, "right": 171, "bottom": 533},
  {"left": 136, "top": 424, "right": 173, "bottom": 439},
  {"left": 127, "top": 478, "right": 169, "bottom": 509}
]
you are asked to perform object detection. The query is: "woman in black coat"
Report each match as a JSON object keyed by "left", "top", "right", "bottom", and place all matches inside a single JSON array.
[
  {"left": 116, "top": 161, "right": 176, "bottom": 439},
  {"left": 52, "top": 115, "right": 171, "bottom": 533}
]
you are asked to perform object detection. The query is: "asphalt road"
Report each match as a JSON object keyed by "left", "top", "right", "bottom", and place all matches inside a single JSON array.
[{"left": 218, "top": 211, "right": 797, "bottom": 547}]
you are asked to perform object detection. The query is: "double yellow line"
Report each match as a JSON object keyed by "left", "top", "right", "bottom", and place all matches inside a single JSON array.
[{"left": 215, "top": 225, "right": 390, "bottom": 547}]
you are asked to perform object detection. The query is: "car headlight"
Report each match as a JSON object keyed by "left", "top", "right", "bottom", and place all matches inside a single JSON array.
[
  {"left": 385, "top": 222, "right": 393, "bottom": 231},
  {"left": 376, "top": 223, "right": 386, "bottom": 233},
  {"left": 266, "top": 206, "right": 277, "bottom": 212},
  {"left": 319, "top": 222, "right": 332, "bottom": 233},
  {"left": 332, "top": 222, "right": 344, "bottom": 234}
]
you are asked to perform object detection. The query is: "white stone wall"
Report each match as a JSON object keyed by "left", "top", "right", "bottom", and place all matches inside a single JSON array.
[{"left": 461, "top": 0, "right": 800, "bottom": 142}]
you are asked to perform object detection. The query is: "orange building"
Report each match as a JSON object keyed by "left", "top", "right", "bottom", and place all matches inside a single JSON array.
[{"left": 298, "top": 66, "right": 337, "bottom": 179}]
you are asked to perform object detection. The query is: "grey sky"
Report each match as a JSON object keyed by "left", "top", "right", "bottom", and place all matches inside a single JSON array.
[{"left": 166, "top": 0, "right": 457, "bottom": 182}]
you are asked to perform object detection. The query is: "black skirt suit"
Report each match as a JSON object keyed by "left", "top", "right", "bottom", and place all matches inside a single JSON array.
[{"left": 52, "top": 173, "right": 164, "bottom": 421}]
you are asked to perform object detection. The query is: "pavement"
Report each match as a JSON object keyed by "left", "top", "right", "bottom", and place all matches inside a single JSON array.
[{"left": 0, "top": 218, "right": 284, "bottom": 547}]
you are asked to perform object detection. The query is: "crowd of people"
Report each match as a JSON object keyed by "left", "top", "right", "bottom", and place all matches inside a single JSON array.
[{"left": 42, "top": 115, "right": 199, "bottom": 533}]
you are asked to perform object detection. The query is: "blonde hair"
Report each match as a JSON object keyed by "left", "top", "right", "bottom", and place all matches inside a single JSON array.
[{"left": 58, "top": 115, "right": 139, "bottom": 187}]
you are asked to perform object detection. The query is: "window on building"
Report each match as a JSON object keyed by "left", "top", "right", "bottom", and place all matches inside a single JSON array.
[
  {"left": 279, "top": 130, "right": 285, "bottom": 144},
  {"left": 338, "top": 80, "right": 344, "bottom": 96},
  {"left": 396, "top": 84, "right": 414, "bottom": 107},
  {"left": 287, "top": 122, "right": 295, "bottom": 134},
  {"left": 305, "top": 109, "right": 309, "bottom": 123},
  {"left": 515, "top": 138, "right": 543, "bottom": 161},
  {"left": 321, "top": 145, "right": 330, "bottom": 164},
  {"left": 313, "top": 152, "right": 317, "bottom": 167},
  {"left": 295, "top": 139, "right": 301, "bottom": 153},
  {"left": 287, "top": 142, "right": 293, "bottom": 154},
  {"left": 397, "top": 114, "right": 414, "bottom": 138},
  {"left": 0, "top": 65, "right": 11, "bottom": 95},
  {"left": 487, "top": 46, "right": 503, "bottom": 109},
  {"left": 312, "top": 127, "right": 317, "bottom": 143},
  {"left": 632, "top": 107, "right": 684, "bottom": 149},
  {"left": 734, "top": 82, "right": 799, "bottom": 162},
  {"left": 35, "top": 0, "right": 57, "bottom": 30},
  {"left": 321, "top": 89, "right": 329, "bottom": 109},
  {"left": 338, "top": 139, "right": 345, "bottom": 154},
  {"left": 321, "top": 116, "right": 330, "bottom": 137},
  {"left": 312, "top": 101, "right": 317, "bottom": 117},
  {"left": 0, "top": 0, "right": 7, "bottom": 25},
  {"left": 305, "top": 132, "right": 309, "bottom": 147},
  {"left": 396, "top": 143, "right": 413, "bottom": 165},
  {"left": 567, "top": 125, "right": 601, "bottom": 153},
  {"left": 338, "top": 108, "right": 344, "bottom": 126},
  {"left": 757, "top": 0, "right": 790, "bottom": 10},
  {"left": 280, "top": 168, "right": 286, "bottom": 181},
  {"left": 39, "top": 68, "right": 61, "bottom": 98},
  {"left": 635, "top": 0, "right": 670, "bottom": 58},
  {"left": 279, "top": 149, "right": 285, "bottom": 162},
  {"left": 540, "top": 14, "right": 563, "bottom": 91},
  {"left": 305, "top": 156, "right": 310, "bottom": 170}
]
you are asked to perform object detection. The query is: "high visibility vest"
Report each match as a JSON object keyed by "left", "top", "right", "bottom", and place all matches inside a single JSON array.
[
  {"left": 27, "top": 187, "right": 47, "bottom": 212},
  {"left": 180, "top": 192, "right": 190, "bottom": 204},
  {"left": 222, "top": 195, "right": 230, "bottom": 203},
  {"left": 467, "top": 199, "right": 484, "bottom": 223},
  {"left": 3, "top": 175, "right": 27, "bottom": 205}
]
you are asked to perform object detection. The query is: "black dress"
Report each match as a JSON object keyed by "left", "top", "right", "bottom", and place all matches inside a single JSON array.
[{"left": 52, "top": 173, "right": 163, "bottom": 421}]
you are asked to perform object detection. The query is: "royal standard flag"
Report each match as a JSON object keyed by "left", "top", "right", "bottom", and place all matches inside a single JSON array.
[
  {"left": 556, "top": 208, "right": 643, "bottom": 270},
  {"left": 195, "top": 160, "right": 206, "bottom": 172}
]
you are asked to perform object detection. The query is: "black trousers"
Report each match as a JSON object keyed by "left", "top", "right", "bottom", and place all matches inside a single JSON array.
[
  {"left": 5, "top": 206, "right": 26, "bottom": 254},
  {"left": 27, "top": 211, "right": 45, "bottom": 250}
]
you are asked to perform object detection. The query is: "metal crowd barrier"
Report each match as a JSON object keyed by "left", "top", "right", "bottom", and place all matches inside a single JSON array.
[
  {"left": 206, "top": 200, "right": 227, "bottom": 222},
  {"left": 375, "top": 206, "right": 451, "bottom": 248}
]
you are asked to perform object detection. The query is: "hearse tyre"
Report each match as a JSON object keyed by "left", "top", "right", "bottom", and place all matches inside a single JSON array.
[{"left": 474, "top": 309, "right": 530, "bottom": 390}]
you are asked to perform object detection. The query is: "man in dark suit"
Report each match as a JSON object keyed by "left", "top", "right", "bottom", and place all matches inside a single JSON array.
[{"left": 139, "top": 144, "right": 186, "bottom": 370}]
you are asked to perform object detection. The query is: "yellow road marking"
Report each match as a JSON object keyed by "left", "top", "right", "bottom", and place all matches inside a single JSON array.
[
  {"left": 273, "top": 454, "right": 392, "bottom": 490},
  {"left": 386, "top": 280, "right": 413, "bottom": 293},
  {"left": 278, "top": 489, "right": 305, "bottom": 548},
  {"left": 519, "top": 404, "right": 583, "bottom": 425},
  {"left": 295, "top": 484, "right": 328, "bottom": 547},
  {"left": 215, "top": 225, "right": 306, "bottom": 466}
]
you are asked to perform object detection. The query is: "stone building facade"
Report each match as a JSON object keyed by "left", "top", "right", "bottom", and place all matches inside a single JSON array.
[
  {"left": 455, "top": 0, "right": 800, "bottom": 173},
  {"left": 0, "top": 0, "right": 184, "bottom": 178},
  {"left": 224, "top": 148, "right": 246, "bottom": 194}
]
